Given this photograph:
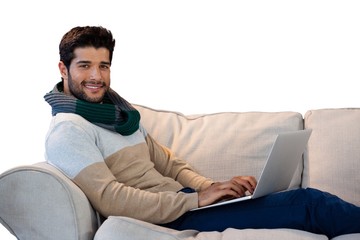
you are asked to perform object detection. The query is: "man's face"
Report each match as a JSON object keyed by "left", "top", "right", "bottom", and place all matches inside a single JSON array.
[{"left": 59, "top": 47, "right": 111, "bottom": 103}]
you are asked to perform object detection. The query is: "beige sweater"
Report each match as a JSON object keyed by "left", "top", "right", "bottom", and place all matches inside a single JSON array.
[{"left": 45, "top": 113, "right": 214, "bottom": 224}]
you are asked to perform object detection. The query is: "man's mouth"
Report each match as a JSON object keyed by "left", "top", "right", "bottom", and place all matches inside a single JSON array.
[{"left": 83, "top": 81, "right": 105, "bottom": 90}]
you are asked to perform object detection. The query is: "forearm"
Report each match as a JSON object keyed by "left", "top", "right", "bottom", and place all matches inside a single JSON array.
[{"left": 73, "top": 162, "right": 198, "bottom": 224}]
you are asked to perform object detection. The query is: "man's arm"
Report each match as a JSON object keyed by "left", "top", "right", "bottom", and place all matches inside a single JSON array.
[
  {"left": 45, "top": 117, "right": 198, "bottom": 224},
  {"left": 72, "top": 161, "right": 198, "bottom": 222},
  {"left": 142, "top": 130, "right": 257, "bottom": 207}
]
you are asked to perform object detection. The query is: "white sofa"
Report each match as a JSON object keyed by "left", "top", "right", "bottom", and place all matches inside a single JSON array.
[{"left": 0, "top": 104, "right": 359, "bottom": 240}]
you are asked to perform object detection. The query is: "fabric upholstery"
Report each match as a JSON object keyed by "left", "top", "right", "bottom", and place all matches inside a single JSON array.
[
  {"left": 135, "top": 104, "right": 304, "bottom": 188},
  {"left": 95, "top": 216, "right": 327, "bottom": 240},
  {"left": 303, "top": 108, "right": 360, "bottom": 206},
  {"left": 331, "top": 234, "right": 360, "bottom": 240},
  {"left": 0, "top": 162, "right": 98, "bottom": 240},
  {"left": 2, "top": 106, "right": 360, "bottom": 239}
]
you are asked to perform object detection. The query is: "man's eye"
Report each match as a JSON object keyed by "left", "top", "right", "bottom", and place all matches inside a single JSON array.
[
  {"left": 79, "top": 64, "right": 89, "bottom": 68},
  {"left": 100, "top": 65, "right": 110, "bottom": 69}
]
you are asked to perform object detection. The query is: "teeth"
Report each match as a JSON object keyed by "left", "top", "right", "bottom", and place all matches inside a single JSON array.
[{"left": 85, "top": 84, "right": 102, "bottom": 89}]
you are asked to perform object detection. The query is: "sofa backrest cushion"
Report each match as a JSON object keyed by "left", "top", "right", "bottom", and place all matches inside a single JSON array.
[
  {"left": 135, "top": 105, "right": 304, "bottom": 189},
  {"left": 303, "top": 108, "right": 360, "bottom": 206}
]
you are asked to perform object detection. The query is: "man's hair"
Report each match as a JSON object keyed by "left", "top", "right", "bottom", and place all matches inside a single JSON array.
[{"left": 59, "top": 26, "right": 116, "bottom": 69}]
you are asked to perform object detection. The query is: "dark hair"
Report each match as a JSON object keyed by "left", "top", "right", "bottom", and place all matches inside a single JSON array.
[{"left": 59, "top": 26, "right": 116, "bottom": 69}]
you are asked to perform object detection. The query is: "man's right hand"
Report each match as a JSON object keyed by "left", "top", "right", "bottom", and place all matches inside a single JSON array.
[{"left": 197, "top": 176, "right": 257, "bottom": 207}]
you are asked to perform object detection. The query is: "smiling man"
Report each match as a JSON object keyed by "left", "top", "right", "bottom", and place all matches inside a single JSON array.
[
  {"left": 43, "top": 26, "right": 360, "bottom": 239},
  {"left": 59, "top": 33, "right": 111, "bottom": 103}
]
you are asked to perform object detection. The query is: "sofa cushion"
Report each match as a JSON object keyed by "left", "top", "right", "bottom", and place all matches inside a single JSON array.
[
  {"left": 135, "top": 105, "right": 304, "bottom": 188},
  {"left": 95, "top": 216, "right": 327, "bottom": 240},
  {"left": 332, "top": 234, "right": 360, "bottom": 240},
  {"left": 303, "top": 108, "right": 360, "bottom": 206}
]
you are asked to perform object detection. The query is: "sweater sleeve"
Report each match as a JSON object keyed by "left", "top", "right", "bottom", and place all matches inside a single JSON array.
[
  {"left": 145, "top": 133, "right": 214, "bottom": 191},
  {"left": 45, "top": 117, "right": 198, "bottom": 224}
]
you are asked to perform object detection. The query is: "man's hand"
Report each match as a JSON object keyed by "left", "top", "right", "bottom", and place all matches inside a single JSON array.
[{"left": 198, "top": 176, "right": 257, "bottom": 207}]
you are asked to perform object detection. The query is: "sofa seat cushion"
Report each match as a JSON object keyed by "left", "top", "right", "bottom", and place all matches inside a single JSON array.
[
  {"left": 94, "top": 216, "right": 327, "bottom": 240},
  {"left": 135, "top": 105, "right": 304, "bottom": 188},
  {"left": 331, "top": 234, "right": 360, "bottom": 240},
  {"left": 303, "top": 108, "right": 360, "bottom": 206}
]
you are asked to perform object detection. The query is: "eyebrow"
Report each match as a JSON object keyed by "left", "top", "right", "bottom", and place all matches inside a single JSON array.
[{"left": 75, "top": 60, "right": 111, "bottom": 65}]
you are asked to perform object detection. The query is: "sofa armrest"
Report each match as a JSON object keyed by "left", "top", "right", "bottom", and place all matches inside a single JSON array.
[{"left": 0, "top": 162, "right": 98, "bottom": 240}]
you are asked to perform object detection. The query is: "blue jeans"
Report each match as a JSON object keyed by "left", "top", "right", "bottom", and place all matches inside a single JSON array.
[{"left": 161, "top": 188, "right": 360, "bottom": 238}]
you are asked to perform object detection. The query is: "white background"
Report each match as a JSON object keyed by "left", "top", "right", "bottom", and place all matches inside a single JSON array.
[{"left": 0, "top": 1, "right": 359, "bottom": 239}]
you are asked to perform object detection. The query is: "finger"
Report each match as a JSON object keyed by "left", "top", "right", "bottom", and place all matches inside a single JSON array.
[
  {"left": 232, "top": 176, "right": 256, "bottom": 193},
  {"left": 243, "top": 176, "right": 257, "bottom": 189},
  {"left": 226, "top": 180, "right": 248, "bottom": 196},
  {"left": 236, "top": 176, "right": 257, "bottom": 188},
  {"left": 223, "top": 185, "right": 247, "bottom": 199},
  {"left": 214, "top": 181, "right": 246, "bottom": 197}
]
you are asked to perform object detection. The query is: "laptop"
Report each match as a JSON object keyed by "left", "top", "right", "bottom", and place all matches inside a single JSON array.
[{"left": 191, "top": 129, "right": 312, "bottom": 211}]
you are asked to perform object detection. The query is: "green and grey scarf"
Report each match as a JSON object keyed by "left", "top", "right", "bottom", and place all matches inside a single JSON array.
[{"left": 44, "top": 82, "right": 140, "bottom": 136}]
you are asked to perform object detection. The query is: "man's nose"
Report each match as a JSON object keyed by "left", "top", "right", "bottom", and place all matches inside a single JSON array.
[{"left": 89, "top": 66, "right": 102, "bottom": 80}]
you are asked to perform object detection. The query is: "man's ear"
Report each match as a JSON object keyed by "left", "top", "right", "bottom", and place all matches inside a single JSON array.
[{"left": 58, "top": 61, "right": 68, "bottom": 80}]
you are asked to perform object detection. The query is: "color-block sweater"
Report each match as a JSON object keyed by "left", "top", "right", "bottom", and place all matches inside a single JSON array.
[{"left": 45, "top": 113, "right": 214, "bottom": 224}]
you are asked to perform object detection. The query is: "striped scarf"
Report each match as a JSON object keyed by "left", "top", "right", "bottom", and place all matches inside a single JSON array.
[{"left": 44, "top": 82, "right": 140, "bottom": 136}]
